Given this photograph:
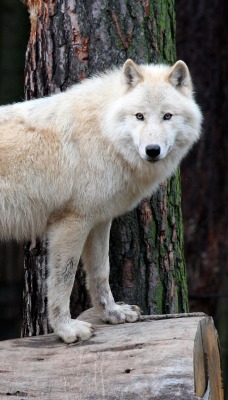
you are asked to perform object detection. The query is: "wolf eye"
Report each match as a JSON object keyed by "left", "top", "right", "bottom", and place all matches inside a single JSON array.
[
  {"left": 135, "top": 113, "right": 144, "bottom": 121},
  {"left": 163, "top": 113, "right": 173, "bottom": 120}
]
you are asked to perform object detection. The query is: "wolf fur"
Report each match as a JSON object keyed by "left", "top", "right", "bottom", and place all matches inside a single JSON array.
[{"left": 0, "top": 59, "right": 202, "bottom": 343}]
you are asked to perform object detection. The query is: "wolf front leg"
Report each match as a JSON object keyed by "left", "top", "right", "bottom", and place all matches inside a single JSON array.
[
  {"left": 82, "top": 220, "right": 141, "bottom": 324},
  {"left": 47, "top": 215, "right": 94, "bottom": 343}
]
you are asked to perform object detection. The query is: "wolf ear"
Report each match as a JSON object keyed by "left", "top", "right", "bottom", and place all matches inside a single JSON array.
[
  {"left": 168, "top": 60, "right": 192, "bottom": 96},
  {"left": 122, "top": 59, "right": 143, "bottom": 89}
]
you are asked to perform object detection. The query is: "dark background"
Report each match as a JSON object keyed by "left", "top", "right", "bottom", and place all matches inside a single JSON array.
[
  {"left": 176, "top": 1, "right": 228, "bottom": 392},
  {"left": 0, "top": 0, "right": 28, "bottom": 340},
  {"left": 0, "top": 0, "right": 227, "bottom": 394}
]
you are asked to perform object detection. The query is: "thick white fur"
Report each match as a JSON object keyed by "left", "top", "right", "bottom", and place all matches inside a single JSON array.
[{"left": 0, "top": 60, "right": 202, "bottom": 343}]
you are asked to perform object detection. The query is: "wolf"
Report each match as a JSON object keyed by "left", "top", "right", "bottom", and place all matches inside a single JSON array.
[{"left": 0, "top": 59, "right": 202, "bottom": 343}]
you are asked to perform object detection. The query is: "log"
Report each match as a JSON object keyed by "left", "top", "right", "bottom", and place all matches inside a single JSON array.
[{"left": 0, "top": 311, "right": 224, "bottom": 400}]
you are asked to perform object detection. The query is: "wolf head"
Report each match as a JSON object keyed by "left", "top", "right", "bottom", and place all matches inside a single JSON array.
[{"left": 106, "top": 59, "right": 202, "bottom": 166}]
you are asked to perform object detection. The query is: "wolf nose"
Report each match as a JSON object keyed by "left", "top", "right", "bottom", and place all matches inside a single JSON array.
[{"left": 145, "top": 145, "right": 161, "bottom": 159}]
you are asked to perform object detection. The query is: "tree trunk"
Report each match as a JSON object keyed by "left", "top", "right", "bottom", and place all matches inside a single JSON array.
[{"left": 21, "top": 0, "right": 188, "bottom": 337}]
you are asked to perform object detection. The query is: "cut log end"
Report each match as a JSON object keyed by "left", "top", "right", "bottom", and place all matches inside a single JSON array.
[{"left": 194, "top": 316, "right": 223, "bottom": 399}]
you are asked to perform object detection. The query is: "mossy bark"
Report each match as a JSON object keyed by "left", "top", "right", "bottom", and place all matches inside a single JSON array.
[{"left": 22, "top": 0, "right": 188, "bottom": 337}]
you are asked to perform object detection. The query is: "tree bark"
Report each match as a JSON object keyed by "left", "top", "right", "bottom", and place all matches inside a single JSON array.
[{"left": 22, "top": 0, "right": 188, "bottom": 337}]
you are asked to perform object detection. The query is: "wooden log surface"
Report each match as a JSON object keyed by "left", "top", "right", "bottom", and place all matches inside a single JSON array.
[{"left": 0, "top": 310, "right": 224, "bottom": 400}]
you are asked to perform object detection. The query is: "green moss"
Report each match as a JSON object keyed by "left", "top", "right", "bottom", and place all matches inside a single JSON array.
[{"left": 155, "top": 282, "right": 164, "bottom": 313}]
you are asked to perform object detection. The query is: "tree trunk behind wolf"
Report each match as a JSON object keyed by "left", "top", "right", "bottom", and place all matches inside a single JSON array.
[{"left": 21, "top": 0, "right": 188, "bottom": 337}]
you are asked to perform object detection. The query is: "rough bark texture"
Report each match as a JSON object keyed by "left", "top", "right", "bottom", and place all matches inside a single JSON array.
[
  {"left": 22, "top": 240, "right": 48, "bottom": 337},
  {"left": 22, "top": 0, "right": 188, "bottom": 337},
  {"left": 109, "top": 177, "right": 188, "bottom": 316}
]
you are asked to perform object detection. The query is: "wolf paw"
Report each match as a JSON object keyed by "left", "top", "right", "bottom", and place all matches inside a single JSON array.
[
  {"left": 102, "top": 302, "right": 141, "bottom": 324},
  {"left": 54, "top": 319, "right": 94, "bottom": 344}
]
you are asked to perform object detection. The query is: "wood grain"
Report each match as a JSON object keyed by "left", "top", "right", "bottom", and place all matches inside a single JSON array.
[{"left": 0, "top": 312, "right": 224, "bottom": 399}]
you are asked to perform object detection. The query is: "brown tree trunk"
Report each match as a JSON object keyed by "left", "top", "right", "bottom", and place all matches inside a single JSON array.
[{"left": 21, "top": 0, "right": 188, "bottom": 337}]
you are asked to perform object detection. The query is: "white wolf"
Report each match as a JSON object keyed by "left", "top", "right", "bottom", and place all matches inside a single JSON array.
[{"left": 0, "top": 59, "right": 202, "bottom": 343}]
